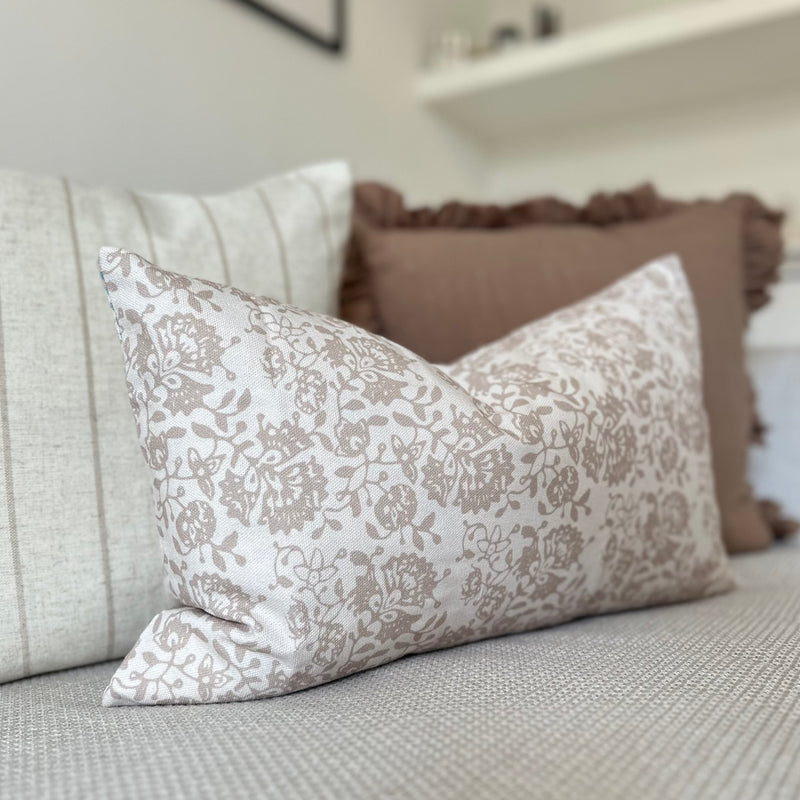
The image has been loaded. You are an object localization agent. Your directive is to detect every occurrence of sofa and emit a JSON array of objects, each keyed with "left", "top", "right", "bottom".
[
  {"left": 3, "top": 539, "right": 799, "bottom": 799},
  {"left": 2, "top": 170, "right": 798, "bottom": 800}
]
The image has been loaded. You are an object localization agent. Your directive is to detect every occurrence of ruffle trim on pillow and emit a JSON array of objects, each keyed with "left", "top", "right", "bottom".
[
  {"left": 759, "top": 499, "right": 800, "bottom": 539},
  {"left": 344, "top": 181, "right": 785, "bottom": 329}
]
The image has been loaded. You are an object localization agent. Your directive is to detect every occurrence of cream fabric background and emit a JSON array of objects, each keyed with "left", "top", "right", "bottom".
[{"left": 0, "top": 162, "right": 352, "bottom": 683}]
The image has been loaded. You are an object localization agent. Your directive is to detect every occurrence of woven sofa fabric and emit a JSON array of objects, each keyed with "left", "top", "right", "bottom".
[
  {"left": 0, "top": 162, "right": 353, "bottom": 684},
  {"left": 1, "top": 542, "right": 799, "bottom": 800},
  {"left": 100, "top": 250, "right": 730, "bottom": 704},
  {"left": 348, "top": 190, "right": 786, "bottom": 554}
]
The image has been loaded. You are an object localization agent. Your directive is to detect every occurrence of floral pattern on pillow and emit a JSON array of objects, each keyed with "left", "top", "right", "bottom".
[{"left": 99, "top": 248, "right": 732, "bottom": 705}]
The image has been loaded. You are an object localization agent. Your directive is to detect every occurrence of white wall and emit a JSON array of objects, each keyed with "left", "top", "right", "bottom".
[
  {"left": 485, "top": 86, "right": 800, "bottom": 243},
  {"left": 0, "top": 0, "right": 486, "bottom": 202},
  {"left": 4, "top": 1, "right": 798, "bottom": 222},
  {"left": 472, "top": 1, "right": 800, "bottom": 243}
]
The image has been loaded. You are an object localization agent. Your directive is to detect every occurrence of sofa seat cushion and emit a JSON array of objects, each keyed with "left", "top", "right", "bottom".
[{"left": 2, "top": 540, "right": 799, "bottom": 800}]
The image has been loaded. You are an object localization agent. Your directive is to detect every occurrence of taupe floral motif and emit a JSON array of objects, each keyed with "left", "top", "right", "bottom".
[
  {"left": 153, "top": 313, "right": 224, "bottom": 375},
  {"left": 350, "top": 337, "right": 412, "bottom": 376},
  {"left": 100, "top": 249, "right": 732, "bottom": 706},
  {"left": 185, "top": 573, "right": 259, "bottom": 624},
  {"left": 261, "top": 346, "right": 287, "bottom": 386},
  {"left": 375, "top": 485, "right": 418, "bottom": 531},
  {"left": 176, "top": 501, "right": 216, "bottom": 548},
  {"left": 286, "top": 601, "right": 312, "bottom": 639},
  {"left": 258, "top": 457, "right": 328, "bottom": 533},
  {"left": 154, "top": 615, "right": 192, "bottom": 653}
]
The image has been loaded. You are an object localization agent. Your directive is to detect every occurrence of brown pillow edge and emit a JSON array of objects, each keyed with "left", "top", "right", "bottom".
[
  {"left": 345, "top": 181, "right": 786, "bottom": 323},
  {"left": 340, "top": 181, "right": 798, "bottom": 544}
]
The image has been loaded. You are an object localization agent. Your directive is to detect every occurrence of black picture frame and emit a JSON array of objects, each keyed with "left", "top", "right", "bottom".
[{"left": 234, "top": 0, "right": 346, "bottom": 54}]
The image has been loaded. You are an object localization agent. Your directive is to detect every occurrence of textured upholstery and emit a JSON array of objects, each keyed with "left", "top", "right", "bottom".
[{"left": 2, "top": 539, "right": 799, "bottom": 800}]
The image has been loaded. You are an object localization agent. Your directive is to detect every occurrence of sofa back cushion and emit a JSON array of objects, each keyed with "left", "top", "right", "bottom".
[{"left": 0, "top": 162, "right": 352, "bottom": 683}]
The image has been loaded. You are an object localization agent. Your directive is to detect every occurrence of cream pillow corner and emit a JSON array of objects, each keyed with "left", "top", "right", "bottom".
[{"left": 98, "top": 248, "right": 732, "bottom": 705}]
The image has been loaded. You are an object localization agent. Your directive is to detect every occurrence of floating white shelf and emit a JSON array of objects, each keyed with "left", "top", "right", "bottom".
[{"left": 418, "top": 0, "right": 800, "bottom": 144}]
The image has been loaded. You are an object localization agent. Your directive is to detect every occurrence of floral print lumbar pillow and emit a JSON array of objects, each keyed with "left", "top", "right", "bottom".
[{"left": 99, "top": 247, "right": 732, "bottom": 705}]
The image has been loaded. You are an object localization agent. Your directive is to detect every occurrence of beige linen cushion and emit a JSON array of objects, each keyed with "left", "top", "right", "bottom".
[
  {"left": 100, "top": 248, "right": 732, "bottom": 705},
  {"left": 0, "top": 162, "right": 352, "bottom": 683}
]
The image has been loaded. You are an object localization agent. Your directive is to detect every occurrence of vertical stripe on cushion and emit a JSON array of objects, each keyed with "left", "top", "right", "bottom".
[
  {"left": 196, "top": 197, "right": 232, "bottom": 285},
  {"left": 130, "top": 191, "right": 158, "bottom": 264},
  {"left": 64, "top": 178, "right": 116, "bottom": 660},
  {"left": 256, "top": 188, "right": 292, "bottom": 304},
  {"left": 0, "top": 286, "right": 30, "bottom": 676},
  {"left": 296, "top": 173, "right": 336, "bottom": 301}
]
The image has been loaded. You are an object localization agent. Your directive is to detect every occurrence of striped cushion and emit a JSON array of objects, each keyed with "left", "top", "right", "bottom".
[{"left": 0, "top": 163, "right": 352, "bottom": 682}]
